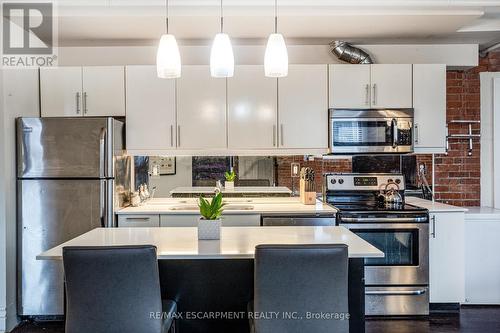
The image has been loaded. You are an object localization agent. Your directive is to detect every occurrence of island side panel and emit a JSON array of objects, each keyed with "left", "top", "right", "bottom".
[{"left": 158, "top": 258, "right": 365, "bottom": 333}]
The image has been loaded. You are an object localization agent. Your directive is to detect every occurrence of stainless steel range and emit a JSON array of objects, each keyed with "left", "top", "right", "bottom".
[{"left": 325, "top": 173, "right": 429, "bottom": 316}]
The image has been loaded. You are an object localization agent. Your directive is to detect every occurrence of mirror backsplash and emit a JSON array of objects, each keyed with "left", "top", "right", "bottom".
[{"left": 133, "top": 155, "right": 429, "bottom": 197}]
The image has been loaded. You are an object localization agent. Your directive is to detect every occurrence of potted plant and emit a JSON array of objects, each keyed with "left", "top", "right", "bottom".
[
  {"left": 198, "top": 192, "right": 225, "bottom": 240},
  {"left": 225, "top": 170, "right": 236, "bottom": 190}
]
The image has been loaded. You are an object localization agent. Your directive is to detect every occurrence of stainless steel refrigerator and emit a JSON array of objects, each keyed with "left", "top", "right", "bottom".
[{"left": 17, "top": 117, "right": 131, "bottom": 317}]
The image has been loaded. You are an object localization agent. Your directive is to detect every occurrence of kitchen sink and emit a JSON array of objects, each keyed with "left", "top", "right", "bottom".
[{"left": 169, "top": 204, "right": 254, "bottom": 211}]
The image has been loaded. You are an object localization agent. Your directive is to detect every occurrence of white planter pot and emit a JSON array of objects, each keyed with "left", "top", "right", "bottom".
[
  {"left": 225, "top": 181, "right": 235, "bottom": 190},
  {"left": 198, "top": 218, "right": 221, "bottom": 240}
]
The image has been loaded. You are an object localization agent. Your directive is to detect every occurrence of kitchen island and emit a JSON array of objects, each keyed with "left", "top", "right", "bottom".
[{"left": 39, "top": 226, "right": 381, "bottom": 333}]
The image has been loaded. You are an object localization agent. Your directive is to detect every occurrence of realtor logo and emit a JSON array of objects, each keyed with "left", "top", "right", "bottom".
[{"left": 2, "top": 2, "right": 57, "bottom": 67}]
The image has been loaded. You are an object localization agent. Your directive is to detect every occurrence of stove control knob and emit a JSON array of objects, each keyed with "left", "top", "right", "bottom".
[
  {"left": 330, "top": 179, "right": 336, "bottom": 185},
  {"left": 388, "top": 179, "right": 393, "bottom": 183},
  {"left": 338, "top": 179, "right": 344, "bottom": 184},
  {"left": 395, "top": 179, "right": 401, "bottom": 184}
]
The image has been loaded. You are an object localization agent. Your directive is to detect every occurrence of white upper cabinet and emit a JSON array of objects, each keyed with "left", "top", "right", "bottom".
[
  {"left": 126, "top": 66, "right": 176, "bottom": 151},
  {"left": 82, "top": 66, "right": 125, "bottom": 117},
  {"left": 370, "top": 64, "right": 413, "bottom": 108},
  {"left": 176, "top": 66, "right": 227, "bottom": 149},
  {"left": 40, "top": 67, "right": 83, "bottom": 117},
  {"left": 40, "top": 66, "right": 125, "bottom": 117},
  {"left": 413, "top": 64, "right": 447, "bottom": 153},
  {"left": 329, "top": 64, "right": 413, "bottom": 109},
  {"left": 279, "top": 65, "right": 328, "bottom": 149},
  {"left": 228, "top": 65, "right": 278, "bottom": 149},
  {"left": 329, "top": 64, "right": 371, "bottom": 109}
]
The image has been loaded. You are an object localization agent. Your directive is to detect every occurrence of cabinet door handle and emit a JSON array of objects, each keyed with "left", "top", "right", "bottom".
[
  {"left": 273, "top": 125, "right": 277, "bottom": 147},
  {"left": 170, "top": 125, "right": 174, "bottom": 147},
  {"left": 414, "top": 123, "right": 419, "bottom": 144},
  {"left": 125, "top": 217, "right": 150, "bottom": 221},
  {"left": 83, "top": 92, "right": 88, "bottom": 114},
  {"left": 280, "top": 124, "right": 284, "bottom": 146},
  {"left": 177, "top": 125, "right": 181, "bottom": 147},
  {"left": 76, "top": 92, "right": 81, "bottom": 114},
  {"left": 365, "top": 84, "right": 370, "bottom": 105},
  {"left": 372, "top": 84, "right": 377, "bottom": 105},
  {"left": 430, "top": 215, "right": 436, "bottom": 238}
]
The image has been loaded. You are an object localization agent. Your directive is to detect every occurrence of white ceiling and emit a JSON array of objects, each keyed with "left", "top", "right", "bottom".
[{"left": 50, "top": 0, "right": 500, "bottom": 49}]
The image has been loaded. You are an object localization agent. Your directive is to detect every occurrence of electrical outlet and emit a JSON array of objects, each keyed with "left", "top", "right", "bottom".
[{"left": 291, "top": 162, "right": 300, "bottom": 178}]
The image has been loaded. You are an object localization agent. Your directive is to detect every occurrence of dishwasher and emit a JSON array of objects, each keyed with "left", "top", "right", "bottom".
[{"left": 261, "top": 214, "right": 336, "bottom": 226}]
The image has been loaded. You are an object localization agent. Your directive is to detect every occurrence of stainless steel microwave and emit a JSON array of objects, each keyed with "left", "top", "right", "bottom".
[{"left": 329, "top": 109, "right": 414, "bottom": 154}]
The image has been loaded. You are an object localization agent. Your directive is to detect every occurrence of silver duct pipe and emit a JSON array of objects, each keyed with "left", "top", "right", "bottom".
[
  {"left": 330, "top": 41, "right": 373, "bottom": 64},
  {"left": 480, "top": 41, "right": 500, "bottom": 57}
]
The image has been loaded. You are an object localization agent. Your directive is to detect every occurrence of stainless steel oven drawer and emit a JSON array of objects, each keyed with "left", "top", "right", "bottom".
[{"left": 365, "top": 286, "right": 429, "bottom": 316}]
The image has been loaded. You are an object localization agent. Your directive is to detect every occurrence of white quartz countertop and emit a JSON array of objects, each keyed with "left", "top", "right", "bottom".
[
  {"left": 406, "top": 197, "right": 468, "bottom": 213},
  {"left": 37, "top": 226, "right": 383, "bottom": 260},
  {"left": 117, "top": 197, "right": 337, "bottom": 215},
  {"left": 465, "top": 207, "right": 500, "bottom": 220},
  {"left": 170, "top": 186, "right": 292, "bottom": 194}
]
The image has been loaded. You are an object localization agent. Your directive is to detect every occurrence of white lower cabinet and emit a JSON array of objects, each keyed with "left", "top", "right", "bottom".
[
  {"left": 429, "top": 212, "right": 465, "bottom": 303},
  {"left": 117, "top": 214, "right": 160, "bottom": 227},
  {"left": 160, "top": 214, "right": 261, "bottom": 227},
  {"left": 465, "top": 215, "right": 500, "bottom": 304},
  {"left": 220, "top": 214, "right": 261, "bottom": 227}
]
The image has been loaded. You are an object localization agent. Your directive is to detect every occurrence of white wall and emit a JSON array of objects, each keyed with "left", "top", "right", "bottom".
[
  {"left": 0, "top": 69, "right": 40, "bottom": 332},
  {"left": 480, "top": 72, "right": 500, "bottom": 208},
  {"left": 149, "top": 156, "right": 193, "bottom": 197},
  {"left": 0, "top": 68, "right": 7, "bottom": 333},
  {"left": 56, "top": 44, "right": 479, "bottom": 67}
]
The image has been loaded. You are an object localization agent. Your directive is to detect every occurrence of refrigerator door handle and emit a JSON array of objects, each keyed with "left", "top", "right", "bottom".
[
  {"left": 100, "top": 180, "right": 115, "bottom": 228},
  {"left": 100, "top": 180, "right": 106, "bottom": 227},
  {"left": 99, "top": 127, "right": 107, "bottom": 178}
]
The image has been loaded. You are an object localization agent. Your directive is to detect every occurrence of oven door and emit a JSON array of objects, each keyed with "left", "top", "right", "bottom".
[
  {"left": 330, "top": 118, "right": 413, "bottom": 154},
  {"left": 340, "top": 222, "right": 428, "bottom": 285}
]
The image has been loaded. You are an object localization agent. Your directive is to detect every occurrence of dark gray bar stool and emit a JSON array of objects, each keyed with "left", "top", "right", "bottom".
[
  {"left": 250, "top": 244, "right": 349, "bottom": 333},
  {"left": 63, "top": 245, "right": 177, "bottom": 333}
]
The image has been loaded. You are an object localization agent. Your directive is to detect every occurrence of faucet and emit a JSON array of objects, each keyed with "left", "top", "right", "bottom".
[
  {"left": 150, "top": 186, "right": 157, "bottom": 199},
  {"left": 215, "top": 180, "right": 223, "bottom": 194}
]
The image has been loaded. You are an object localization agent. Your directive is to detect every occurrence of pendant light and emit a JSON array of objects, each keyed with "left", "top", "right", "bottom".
[
  {"left": 156, "top": 0, "right": 181, "bottom": 78},
  {"left": 210, "top": 0, "right": 234, "bottom": 77},
  {"left": 264, "top": 0, "right": 288, "bottom": 77}
]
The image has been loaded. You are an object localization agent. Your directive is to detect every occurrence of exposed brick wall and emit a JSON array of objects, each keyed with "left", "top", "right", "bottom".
[
  {"left": 421, "top": 51, "right": 500, "bottom": 206},
  {"left": 276, "top": 156, "right": 351, "bottom": 193}
]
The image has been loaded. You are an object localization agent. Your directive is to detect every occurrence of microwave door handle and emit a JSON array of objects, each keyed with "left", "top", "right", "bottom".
[{"left": 391, "top": 118, "right": 398, "bottom": 148}]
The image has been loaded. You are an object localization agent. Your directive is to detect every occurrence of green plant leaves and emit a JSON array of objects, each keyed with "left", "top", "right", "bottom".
[
  {"left": 224, "top": 171, "right": 236, "bottom": 181},
  {"left": 198, "top": 192, "right": 225, "bottom": 220}
]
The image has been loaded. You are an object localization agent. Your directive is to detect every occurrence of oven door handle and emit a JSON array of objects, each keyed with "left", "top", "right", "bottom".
[
  {"left": 365, "top": 289, "right": 427, "bottom": 296},
  {"left": 339, "top": 217, "right": 428, "bottom": 223},
  {"left": 391, "top": 118, "right": 398, "bottom": 148}
]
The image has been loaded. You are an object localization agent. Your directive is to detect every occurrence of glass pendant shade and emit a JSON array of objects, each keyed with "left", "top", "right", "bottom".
[
  {"left": 156, "top": 34, "right": 181, "bottom": 78},
  {"left": 264, "top": 33, "right": 288, "bottom": 77},
  {"left": 210, "top": 33, "right": 234, "bottom": 78}
]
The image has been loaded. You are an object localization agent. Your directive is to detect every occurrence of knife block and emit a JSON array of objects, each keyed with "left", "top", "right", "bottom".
[{"left": 299, "top": 179, "right": 316, "bottom": 205}]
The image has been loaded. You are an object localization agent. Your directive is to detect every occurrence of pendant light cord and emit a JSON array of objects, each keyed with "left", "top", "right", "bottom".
[
  {"left": 165, "top": 0, "right": 169, "bottom": 34},
  {"left": 274, "top": 0, "right": 278, "bottom": 33},
  {"left": 220, "top": 0, "right": 224, "bottom": 33}
]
